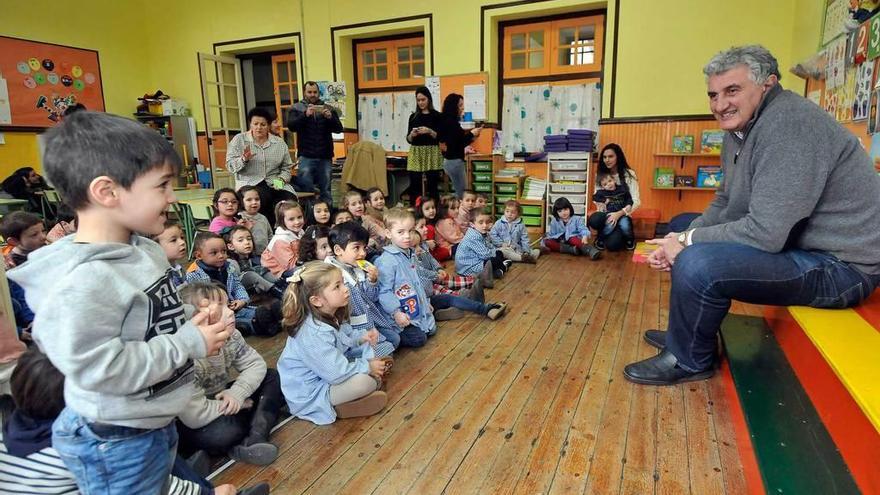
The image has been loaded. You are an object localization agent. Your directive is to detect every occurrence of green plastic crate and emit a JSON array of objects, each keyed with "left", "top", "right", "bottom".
[
  {"left": 522, "top": 215, "right": 542, "bottom": 226},
  {"left": 521, "top": 205, "right": 542, "bottom": 216},
  {"left": 473, "top": 172, "right": 492, "bottom": 182},
  {"left": 472, "top": 161, "right": 492, "bottom": 171},
  {"left": 495, "top": 183, "right": 518, "bottom": 194},
  {"left": 495, "top": 195, "right": 515, "bottom": 204},
  {"left": 473, "top": 182, "right": 492, "bottom": 192}
]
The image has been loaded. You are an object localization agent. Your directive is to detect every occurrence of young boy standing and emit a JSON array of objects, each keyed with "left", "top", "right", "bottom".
[
  {"left": 8, "top": 111, "right": 231, "bottom": 493},
  {"left": 375, "top": 208, "right": 436, "bottom": 347}
]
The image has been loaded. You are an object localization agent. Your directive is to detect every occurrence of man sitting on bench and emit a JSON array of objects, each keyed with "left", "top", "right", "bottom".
[{"left": 624, "top": 45, "right": 880, "bottom": 386}]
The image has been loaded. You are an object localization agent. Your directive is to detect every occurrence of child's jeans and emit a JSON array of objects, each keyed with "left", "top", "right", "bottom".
[
  {"left": 52, "top": 407, "right": 177, "bottom": 495},
  {"left": 431, "top": 293, "right": 488, "bottom": 315},
  {"left": 399, "top": 324, "right": 428, "bottom": 348}
]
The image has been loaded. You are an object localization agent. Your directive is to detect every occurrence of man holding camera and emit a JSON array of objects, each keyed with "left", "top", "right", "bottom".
[{"left": 287, "top": 81, "right": 343, "bottom": 205}]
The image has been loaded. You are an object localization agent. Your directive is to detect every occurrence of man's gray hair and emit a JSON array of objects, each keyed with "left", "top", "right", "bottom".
[{"left": 703, "top": 45, "right": 781, "bottom": 84}]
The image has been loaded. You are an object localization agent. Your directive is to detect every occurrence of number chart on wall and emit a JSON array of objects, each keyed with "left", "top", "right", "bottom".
[{"left": 0, "top": 36, "right": 105, "bottom": 128}]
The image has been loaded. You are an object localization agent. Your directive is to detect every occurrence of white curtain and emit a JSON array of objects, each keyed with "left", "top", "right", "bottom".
[
  {"left": 356, "top": 92, "right": 416, "bottom": 152},
  {"left": 501, "top": 83, "right": 601, "bottom": 153}
]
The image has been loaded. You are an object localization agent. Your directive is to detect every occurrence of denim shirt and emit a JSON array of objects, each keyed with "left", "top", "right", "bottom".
[
  {"left": 489, "top": 216, "right": 530, "bottom": 252},
  {"left": 277, "top": 314, "right": 374, "bottom": 425},
  {"left": 375, "top": 244, "right": 436, "bottom": 334},
  {"left": 455, "top": 227, "right": 495, "bottom": 276},
  {"left": 546, "top": 215, "right": 589, "bottom": 242}
]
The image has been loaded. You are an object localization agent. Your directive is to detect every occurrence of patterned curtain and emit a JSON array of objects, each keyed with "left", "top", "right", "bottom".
[
  {"left": 501, "top": 83, "right": 601, "bottom": 153},
  {"left": 356, "top": 92, "right": 416, "bottom": 152}
]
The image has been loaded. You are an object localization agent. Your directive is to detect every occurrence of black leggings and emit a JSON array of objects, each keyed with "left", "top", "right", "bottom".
[{"left": 406, "top": 170, "right": 442, "bottom": 202}]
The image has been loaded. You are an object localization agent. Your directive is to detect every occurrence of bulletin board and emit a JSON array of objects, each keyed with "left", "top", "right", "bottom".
[
  {"left": 439, "top": 72, "right": 488, "bottom": 121},
  {"left": 0, "top": 36, "right": 105, "bottom": 128}
]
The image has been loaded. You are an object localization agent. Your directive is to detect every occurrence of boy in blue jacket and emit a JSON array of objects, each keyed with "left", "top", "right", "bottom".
[
  {"left": 490, "top": 200, "right": 540, "bottom": 263},
  {"left": 456, "top": 209, "right": 512, "bottom": 288},
  {"left": 375, "top": 208, "right": 436, "bottom": 347}
]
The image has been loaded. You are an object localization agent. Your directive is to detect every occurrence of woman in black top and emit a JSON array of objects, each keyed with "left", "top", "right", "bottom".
[
  {"left": 406, "top": 87, "right": 444, "bottom": 201},
  {"left": 438, "top": 93, "right": 482, "bottom": 198}
]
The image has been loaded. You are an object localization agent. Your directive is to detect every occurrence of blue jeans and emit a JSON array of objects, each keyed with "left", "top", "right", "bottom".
[
  {"left": 376, "top": 325, "right": 401, "bottom": 349},
  {"left": 442, "top": 159, "right": 466, "bottom": 199},
  {"left": 399, "top": 324, "right": 427, "bottom": 348},
  {"left": 235, "top": 306, "right": 257, "bottom": 335},
  {"left": 52, "top": 407, "right": 178, "bottom": 494},
  {"left": 667, "top": 243, "right": 880, "bottom": 372},
  {"left": 432, "top": 293, "right": 488, "bottom": 315},
  {"left": 295, "top": 157, "right": 332, "bottom": 205}
]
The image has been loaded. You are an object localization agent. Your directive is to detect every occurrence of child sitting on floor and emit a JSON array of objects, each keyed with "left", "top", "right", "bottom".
[
  {"left": 237, "top": 185, "right": 272, "bottom": 254},
  {"left": 343, "top": 190, "right": 386, "bottom": 255},
  {"left": 210, "top": 188, "right": 251, "bottom": 234},
  {"left": 187, "top": 232, "right": 281, "bottom": 336},
  {"left": 543, "top": 197, "right": 601, "bottom": 259},
  {"left": 475, "top": 193, "right": 489, "bottom": 213},
  {"left": 0, "top": 348, "right": 270, "bottom": 495},
  {"left": 176, "top": 281, "right": 284, "bottom": 466},
  {"left": 310, "top": 199, "right": 333, "bottom": 227},
  {"left": 297, "top": 224, "right": 333, "bottom": 264},
  {"left": 455, "top": 190, "right": 478, "bottom": 234},
  {"left": 277, "top": 262, "right": 391, "bottom": 425},
  {"left": 490, "top": 200, "right": 540, "bottom": 264},
  {"left": 333, "top": 209, "right": 354, "bottom": 226},
  {"left": 262, "top": 200, "right": 306, "bottom": 277},
  {"left": 414, "top": 216, "right": 477, "bottom": 294},
  {"left": 1, "top": 211, "right": 46, "bottom": 268},
  {"left": 154, "top": 220, "right": 189, "bottom": 286},
  {"left": 375, "top": 208, "right": 437, "bottom": 347},
  {"left": 434, "top": 197, "right": 463, "bottom": 260},
  {"left": 225, "top": 225, "right": 284, "bottom": 299},
  {"left": 411, "top": 227, "right": 507, "bottom": 321},
  {"left": 455, "top": 209, "right": 511, "bottom": 288},
  {"left": 414, "top": 196, "right": 444, "bottom": 261}
]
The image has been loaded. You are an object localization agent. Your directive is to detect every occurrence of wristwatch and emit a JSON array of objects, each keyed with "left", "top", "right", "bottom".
[{"left": 677, "top": 231, "right": 688, "bottom": 245}]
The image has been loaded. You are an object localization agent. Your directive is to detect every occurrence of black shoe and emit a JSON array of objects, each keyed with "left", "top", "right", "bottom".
[
  {"left": 594, "top": 239, "right": 606, "bottom": 251},
  {"left": 626, "top": 239, "right": 636, "bottom": 250},
  {"left": 560, "top": 244, "right": 579, "bottom": 256},
  {"left": 230, "top": 442, "right": 278, "bottom": 466},
  {"left": 493, "top": 268, "right": 505, "bottom": 279},
  {"left": 253, "top": 302, "right": 282, "bottom": 337},
  {"left": 623, "top": 349, "right": 715, "bottom": 386},
  {"left": 238, "top": 482, "right": 271, "bottom": 495},
  {"left": 502, "top": 259, "right": 513, "bottom": 271},
  {"left": 644, "top": 329, "right": 666, "bottom": 349},
  {"left": 579, "top": 244, "right": 602, "bottom": 260}
]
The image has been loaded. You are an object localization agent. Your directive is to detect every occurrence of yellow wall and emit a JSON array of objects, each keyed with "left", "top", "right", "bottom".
[{"left": 0, "top": 0, "right": 828, "bottom": 174}]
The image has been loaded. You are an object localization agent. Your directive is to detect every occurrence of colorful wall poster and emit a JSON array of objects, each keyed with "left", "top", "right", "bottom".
[{"left": 0, "top": 36, "right": 104, "bottom": 127}]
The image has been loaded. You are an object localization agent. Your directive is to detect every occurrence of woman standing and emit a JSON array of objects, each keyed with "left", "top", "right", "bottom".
[
  {"left": 588, "top": 143, "right": 641, "bottom": 251},
  {"left": 227, "top": 108, "right": 297, "bottom": 222},
  {"left": 405, "top": 87, "right": 444, "bottom": 201},
  {"left": 438, "top": 93, "right": 482, "bottom": 198}
]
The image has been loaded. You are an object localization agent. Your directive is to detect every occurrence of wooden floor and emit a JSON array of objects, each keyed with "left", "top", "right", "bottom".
[{"left": 216, "top": 251, "right": 763, "bottom": 494}]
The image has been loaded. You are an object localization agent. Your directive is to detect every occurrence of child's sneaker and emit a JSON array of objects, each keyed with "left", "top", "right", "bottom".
[
  {"left": 521, "top": 252, "right": 536, "bottom": 264},
  {"left": 560, "top": 244, "right": 579, "bottom": 256},
  {"left": 501, "top": 259, "right": 513, "bottom": 271},
  {"left": 230, "top": 441, "right": 278, "bottom": 466},
  {"left": 486, "top": 302, "right": 508, "bottom": 320},
  {"left": 493, "top": 268, "right": 505, "bottom": 279},
  {"left": 626, "top": 239, "right": 636, "bottom": 250},
  {"left": 579, "top": 244, "right": 602, "bottom": 260},
  {"left": 435, "top": 307, "right": 465, "bottom": 321},
  {"left": 594, "top": 239, "right": 606, "bottom": 251}
]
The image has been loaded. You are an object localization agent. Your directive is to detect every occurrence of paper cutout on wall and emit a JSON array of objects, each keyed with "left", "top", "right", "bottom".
[
  {"left": 823, "top": 0, "right": 849, "bottom": 45},
  {"left": 826, "top": 36, "right": 847, "bottom": 89},
  {"left": 316, "top": 80, "right": 346, "bottom": 121},
  {"left": 854, "top": 59, "right": 875, "bottom": 120},
  {"left": 425, "top": 76, "right": 440, "bottom": 106},
  {"left": 463, "top": 84, "right": 486, "bottom": 121}
]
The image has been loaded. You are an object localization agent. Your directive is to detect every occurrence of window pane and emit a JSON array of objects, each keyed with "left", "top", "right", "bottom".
[
  {"left": 413, "top": 44, "right": 424, "bottom": 60},
  {"left": 511, "top": 52, "right": 526, "bottom": 69},
  {"left": 276, "top": 62, "right": 289, "bottom": 83},
  {"left": 399, "top": 64, "right": 411, "bottom": 79},
  {"left": 398, "top": 47, "right": 410, "bottom": 62},
  {"left": 528, "top": 51, "right": 543, "bottom": 69},
  {"left": 376, "top": 49, "right": 387, "bottom": 63},
  {"left": 279, "top": 85, "right": 291, "bottom": 105},
  {"left": 559, "top": 27, "right": 576, "bottom": 46},
  {"left": 529, "top": 31, "right": 544, "bottom": 49},
  {"left": 363, "top": 66, "right": 374, "bottom": 81},
  {"left": 511, "top": 33, "right": 526, "bottom": 51},
  {"left": 364, "top": 50, "right": 374, "bottom": 64},
  {"left": 563, "top": 44, "right": 595, "bottom": 66},
  {"left": 578, "top": 24, "right": 596, "bottom": 40},
  {"left": 413, "top": 62, "right": 424, "bottom": 77},
  {"left": 376, "top": 65, "right": 388, "bottom": 80}
]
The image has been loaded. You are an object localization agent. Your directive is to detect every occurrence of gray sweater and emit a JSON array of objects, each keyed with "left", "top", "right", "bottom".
[
  {"left": 691, "top": 84, "right": 880, "bottom": 275},
  {"left": 9, "top": 235, "right": 207, "bottom": 428}
]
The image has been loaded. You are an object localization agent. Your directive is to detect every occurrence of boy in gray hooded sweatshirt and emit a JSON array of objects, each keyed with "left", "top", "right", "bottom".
[{"left": 8, "top": 111, "right": 231, "bottom": 494}]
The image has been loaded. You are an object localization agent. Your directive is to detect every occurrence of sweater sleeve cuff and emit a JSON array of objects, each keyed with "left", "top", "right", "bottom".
[{"left": 175, "top": 321, "right": 207, "bottom": 359}]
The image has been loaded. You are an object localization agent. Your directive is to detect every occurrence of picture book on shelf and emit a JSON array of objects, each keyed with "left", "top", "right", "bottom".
[
  {"left": 671, "top": 135, "right": 694, "bottom": 154},
  {"left": 654, "top": 167, "right": 675, "bottom": 187},
  {"left": 674, "top": 175, "right": 695, "bottom": 187},
  {"left": 696, "top": 166, "right": 723, "bottom": 188},
  {"left": 700, "top": 129, "right": 725, "bottom": 154}
]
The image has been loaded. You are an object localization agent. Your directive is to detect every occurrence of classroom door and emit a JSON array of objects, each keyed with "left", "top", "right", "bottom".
[
  {"left": 198, "top": 53, "right": 246, "bottom": 187},
  {"left": 271, "top": 53, "right": 298, "bottom": 153}
]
